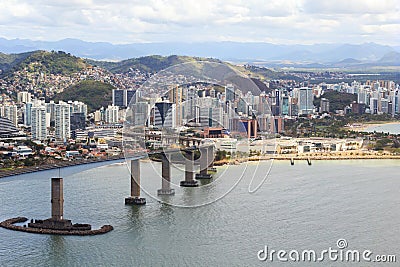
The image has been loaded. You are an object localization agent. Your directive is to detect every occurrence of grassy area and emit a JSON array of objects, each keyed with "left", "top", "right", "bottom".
[{"left": 53, "top": 80, "right": 115, "bottom": 111}]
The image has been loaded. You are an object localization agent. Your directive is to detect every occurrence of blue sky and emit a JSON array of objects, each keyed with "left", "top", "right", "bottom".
[{"left": 0, "top": 0, "right": 399, "bottom": 45}]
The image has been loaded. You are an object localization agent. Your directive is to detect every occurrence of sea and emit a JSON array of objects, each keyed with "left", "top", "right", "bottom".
[
  {"left": 0, "top": 155, "right": 399, "bottom": 266},
  {"left": 363, "top": 122, "right": 400, "bottom": 135}
]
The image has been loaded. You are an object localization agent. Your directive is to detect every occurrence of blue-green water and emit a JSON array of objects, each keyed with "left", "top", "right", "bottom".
[{"left": 0, "top": 159, "right": 399, "bottom": 266}]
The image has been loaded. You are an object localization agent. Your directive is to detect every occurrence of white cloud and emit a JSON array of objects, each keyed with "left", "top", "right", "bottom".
[{"left": 0, "top": 0, "right": 398, "bottom": 45}]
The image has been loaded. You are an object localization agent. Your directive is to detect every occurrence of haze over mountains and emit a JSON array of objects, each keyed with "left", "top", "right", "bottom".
[{"left": 0, "top": 37, "right": 399, "bottom": 67}]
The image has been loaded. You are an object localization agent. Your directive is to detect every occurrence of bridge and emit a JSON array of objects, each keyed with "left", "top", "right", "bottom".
[{"left": 124, "top": 145, "right": 216, "bottom": 205}]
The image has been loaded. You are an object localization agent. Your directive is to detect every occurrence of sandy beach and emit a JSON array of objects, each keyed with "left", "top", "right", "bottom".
[{"left": 213, "top": 150, "right": 400, "bottom": 165}]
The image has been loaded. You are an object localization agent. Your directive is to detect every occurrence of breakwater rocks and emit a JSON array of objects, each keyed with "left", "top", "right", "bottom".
[{"left": 0, "top": 217, "right": 113, "bottom": 236}]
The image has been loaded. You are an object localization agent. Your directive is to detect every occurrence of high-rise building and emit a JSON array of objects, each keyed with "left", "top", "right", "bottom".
[
  {"left": 70, "top": 112, "right": 86, "bottom": 131},
  {"left": 210, "top": 107, "right": 224, "bottom": 127},
  {"left": 281, "top": 96, "right": 289, "bottom": 116},
  {"left": 46, "top": 101, "right": 56, "bottom": 126},
  {"left": 351, "top": 102, "right": 366, "bottom": 115},
  {"left": 225, "top": 84, "right": 235, "bottom": 102},
  {"left": 357, "top": 88, "right": 368, "bottom": 104},
  {"left": 17, "top": 92, "right": 31, "bottom": 104},
  {"left": 184, "top": 87, "right": 197, "bottom": 124},
  {"left": 370, "top": 98, "right": 378, "bottom": 114},
  {"left": 168, "top": 86, "right": 183, "bottom": 127},
  {"left": 381, "top": 99, "right": 389, "bottom": 113},
  {"left": 320, "top": 98, "right": 330, "bottom": 113},
  {"left": 296, "top": 87, "right": 314, "bottom": 115},
  {"left": 69, "top": 101, "right": 88, "bottom": 118},
  {"left": 126, "top": 89, "right": 137, "bottom": 106},
  {"left": 105, "top": 105, "right": 119, "bottom": 124},
  {"left": 112, "top": 89, "right": 137, "bottom": 107},
  {"left": 24, "top": 102, "right": 33, "bottom": 126},
  {"left": 31, "top": 105, "right": 47, "bottom": 141},
  {"left": 132, "top": 102, "right": 150, "bottom": 126},
  {"left": 153, "top": 102, "right": 175, "bottom": 128},
  {"left": 0, "top": 104, "right": 18, "bottom": 126},
  {"left": 94, "top": 110, "right": 102, "bottom": 122},
  {"left": 274, "top": 89, "right": 281, "bottom": 115},
  {"left": 112, "top": 89, "right": 125, "bottom": 107},
  {"left": 55, "top": 102, "right": 71, "bottom": 140}
]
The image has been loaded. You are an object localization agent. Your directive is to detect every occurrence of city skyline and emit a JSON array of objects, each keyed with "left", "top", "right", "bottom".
[{"left": 0, "top": 0, "right": 399, "bottom": 46}]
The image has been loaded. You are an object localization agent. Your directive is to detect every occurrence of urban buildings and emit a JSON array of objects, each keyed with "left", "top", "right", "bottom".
[
  {"left": 0, "top": 104, "right": 18, "bottom": 126},
  {"left": 55, "top": 102, "right": 71, "bottom": 141},
  {"left": 31, "top": 104, "right": 47, "bottom": 141},
  {"left": 105, "top": 105, "right": 119, "bottom": 124},
  {"left": 112, "top": 89, "right": 137, "bottom": 107}
]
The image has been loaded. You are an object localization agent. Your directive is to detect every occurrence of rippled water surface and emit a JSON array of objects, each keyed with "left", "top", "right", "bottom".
[{"left": 0, "top": 159, "right": 399, "bottom": 266}]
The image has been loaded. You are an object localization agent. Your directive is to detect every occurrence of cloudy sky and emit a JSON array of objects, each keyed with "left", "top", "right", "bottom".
[{"left": 0, "top": 0, "right": 399, "bottom": 45}]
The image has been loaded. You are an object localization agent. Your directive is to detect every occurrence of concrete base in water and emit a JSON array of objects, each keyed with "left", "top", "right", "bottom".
[
  {"left": 125, "top": 197, "right": 146, "bottom": 205},
  {"left": 195, "top": 173, "right": 213, "bottom": 179},
  {"left": 157, "top": 189, "right": 175, "bottom": 195},
  {"left": 0, "top": 217, "right": 113, "bottom": 236},
  {"left": 180, "top": 180, "right": 199, "bottom": 187},
  {"left": 28, "top": 218, "right": 91, "bottom": 231}
]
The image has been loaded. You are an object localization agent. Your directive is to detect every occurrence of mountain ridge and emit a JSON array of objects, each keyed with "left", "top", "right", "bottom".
[{"left": 0, "top": 38, "right": 398, "bottom": 65}]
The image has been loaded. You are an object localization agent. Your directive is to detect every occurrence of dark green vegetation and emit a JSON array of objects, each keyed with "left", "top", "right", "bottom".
[
  {"left": 314, "top": 91, "right": 357, "bottom": 112},
  {"left": 53, "top": 80, "right": 115, "bottom": 111},
  {"left": 87, "top": 55, "right": 222, "bottom": 74},
  {"left": 0, "top": 51, "right": 35, "bottom": 75},
  {"left": 284, "top": 113, "right": 397, "bottom": 139},
  {"left": 13, "top": 50, "right": 88, "bottom": 76},
  {"left": 1, "top": 50, "right": 88, "bottom": 77}
]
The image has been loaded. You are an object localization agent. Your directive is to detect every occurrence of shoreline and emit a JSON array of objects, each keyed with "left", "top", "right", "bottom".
[
  {"left": 214, "top": 153, "right": 400, "bottom": 165},
  {"left": 347, "top": 121, "right": 400, "bottom": 132},
  {"left": 0, "top": 155, "right": 125, "bottom": 179},
  {"left": 2, "top": 151, "right": 399, "bottom": 179}
]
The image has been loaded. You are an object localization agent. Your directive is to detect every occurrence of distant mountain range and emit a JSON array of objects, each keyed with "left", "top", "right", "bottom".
[{"left": 0, "top": 38, "right": 399, "bottom": 67}]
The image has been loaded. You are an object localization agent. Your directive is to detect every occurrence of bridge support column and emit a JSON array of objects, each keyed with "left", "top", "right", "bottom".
[
  {"left": 158, "top": 153, "right": 175, "bottom": 195},
  {"left": 180, "top": 150, "right": 199, "bottom": 187},
  {"left": 196, "top": 146, "right": 212, "bottom": 179},
  {"left": 51, "top": 178, "right": 64, "bottom": 220},
  {"left": 207, "top": 146, "right": 217, "bottom": 173},
  {"left": 125, "top": 159, "right": 146, "bottom": 205}
]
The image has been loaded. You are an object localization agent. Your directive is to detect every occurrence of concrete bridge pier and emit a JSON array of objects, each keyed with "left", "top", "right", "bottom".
[
  {"left": 180, "top": 150, "right": 199, "bottom": 187},
  {"left": 125, "top": 159, "right": 146, "bottom": 205},
  {"left": 196, "top": 146, "right": 212, "bottom": 179},
  {"left": 207, "top": 146, "right": 217, "bottom": 173},
  {"left": 51, "top": 178, "right": 64, "bottom": 220},
  {"left": 158, "top": 153, "right": 175, "bottom": 195}
]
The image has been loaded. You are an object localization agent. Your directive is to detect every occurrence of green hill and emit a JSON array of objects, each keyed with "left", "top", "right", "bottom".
[
  {"left": 53, "top": 80, "right": 115, "bottom": 112},
  {"left": 0, "top": 51, "right": 35, "bottom": 75},
  {"left": 88, "top": 55, "right": 222, "bottom": 73},
  {"left": 10, "top": 50, "right": 88, "bottom": 76}
]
